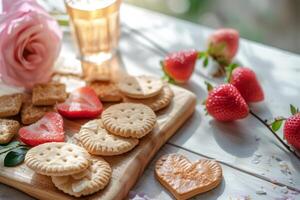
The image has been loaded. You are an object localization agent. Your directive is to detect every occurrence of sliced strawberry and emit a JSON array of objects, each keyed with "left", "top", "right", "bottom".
[
  {"left": 206, "top": 84, "right": 249, "bottom": 121},
  {"left": 229, "top": 67, "right": 264, "bottom": 102},
  {"left": 19, "top": 112, "right": 64, "bottom": 146},
  {"left": 284, "top": 113, "right": 300, "bottom": 150},
  {"left": 57, "top": 86, "right": 103, "bottom": 119},
  {"left": 162, "top": 49, "right": 198, "bottom": 83}
]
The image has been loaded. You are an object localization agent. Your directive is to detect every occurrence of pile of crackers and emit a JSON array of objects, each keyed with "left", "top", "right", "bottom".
[
  {"left": 0, "top": 83, "right": 67, "bottom": 144},
  {"left": 0, "top": 74, "right": 174, "bottom": 197}
]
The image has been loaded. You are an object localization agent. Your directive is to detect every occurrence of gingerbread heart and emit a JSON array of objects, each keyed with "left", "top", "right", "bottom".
[{"left": 155, "top": 154, "right": 222, "bottom": 200}]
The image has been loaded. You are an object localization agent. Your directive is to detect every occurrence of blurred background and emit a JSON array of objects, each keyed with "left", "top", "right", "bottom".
[
  {"left": 26, "top": 0, "right": 300, "bottom": 54},
  {"left": 125, "top": 0, "right": 300, "bottom": 54}
]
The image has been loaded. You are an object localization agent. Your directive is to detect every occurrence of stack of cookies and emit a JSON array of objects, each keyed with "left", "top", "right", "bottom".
[
  {"left": 21, "top": 83, "right": 67, "bottom": 124},
  {"left": 0, "top": 83, "right": 67, "bottom": 144},
  {"left": 25, "top": 142, "right": 112, "bottom": 197},
  {"left": 76, "top": 102, "right": 157, "bottom": 156},
  {"left": 119, "top": 75, "right": 174, "bottom": 112}
]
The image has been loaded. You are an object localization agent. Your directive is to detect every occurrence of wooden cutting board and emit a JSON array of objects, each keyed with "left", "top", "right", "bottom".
[{"left": 0, "top": 85, "right": 196, "bottom": 200}]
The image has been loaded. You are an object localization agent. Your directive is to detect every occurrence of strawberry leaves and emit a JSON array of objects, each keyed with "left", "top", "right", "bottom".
[
  {"left": 270, "top": 105, "right": 300, "bottom": 132},
  {"left": 198, "top": 51, "right": 210, "bottom": 68},
  {"left": 0, "top": 141, "right": 29, "bottom": 167},
  {"left": 271, "top": 118, "right": 285, "bottom": 132},
  {"left": 225, "top": 63, "right": 239, "bottom": 83},
  {"left": 204, "top": 81, "right": 214, "bottom": 92},
  {"left": 290, "top": 104, "right": 299, "bottom": 115}
]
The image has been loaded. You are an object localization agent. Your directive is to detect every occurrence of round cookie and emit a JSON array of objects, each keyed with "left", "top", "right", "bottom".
[
  {"left": 124, "top": 84, "right": 174, "bottom": 112},
  {"left": 78, "top": 119, "right": 139, "bottom": 156},
  {"left": 117, "top": 75, "right": 163, "bottom": 99},
  {"left": 102, "top": 103, "right": 156, "bottom": 138},
  {"left": 51, "top": 157, "right": 111, "bottom": 197},
  {"left": 25, "top": 142, "right": 90, "bottom": 176}
]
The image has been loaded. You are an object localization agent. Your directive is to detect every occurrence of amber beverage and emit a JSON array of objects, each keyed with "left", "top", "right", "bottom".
[{"left": 65, "top": 0, "right": 121, "bottom": 64}]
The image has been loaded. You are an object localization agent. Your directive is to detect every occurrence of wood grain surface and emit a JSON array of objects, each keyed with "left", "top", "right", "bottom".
[{"left": 0, "top": 85, "right": 196, "bottom": 200}]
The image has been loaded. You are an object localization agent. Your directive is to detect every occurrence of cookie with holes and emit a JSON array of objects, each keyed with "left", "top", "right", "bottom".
[
  {"left": 51, "top": 157, "right": 111, "bottom": 197},
  {"left": 25, "top": 142, "right": 90, "bottom": 176},
  {"left": 117, "top": 75, "right": 163, "bottom": 99},
  {"left": 123, "top": 84, "right": 174, "bottom": 112},
  {"left": 102, "top": 103, "right": 156, "bottom": 138},
  {"left": 78, "top": 119, "right": 139, "bottom": 156}
]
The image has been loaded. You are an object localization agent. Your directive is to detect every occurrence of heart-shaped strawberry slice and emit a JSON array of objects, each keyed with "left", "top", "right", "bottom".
[
  {"left": 19, "top": 112, "right": 64, "bottom": 146},
  {"left": 155, "top": 154, "right": 222, "bottom": 200},
  {"left": 57, "top": 86, "right": 103, "bottom": 119}
]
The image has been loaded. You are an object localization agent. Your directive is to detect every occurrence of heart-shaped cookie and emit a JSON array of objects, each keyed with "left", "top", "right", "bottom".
[{"left": 155, "top": 154, "right": 222, "bottom": 200}]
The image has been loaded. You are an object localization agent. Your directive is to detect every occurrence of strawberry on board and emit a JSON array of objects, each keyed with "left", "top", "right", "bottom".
[
  {"left": 161, "top": 49, "right": 198, "bottom": 83},
  {"left": 19, "top": 112, "right": 64, "bottom": 146},
  {"left": 205, "top": 83, "right": 249, "bottom": 121},
  {"left": 57, "top": 86, "right": 103, "bottom": 119},
  {"left": 226, "top": 65, "right": 264, "bottom": 103}
]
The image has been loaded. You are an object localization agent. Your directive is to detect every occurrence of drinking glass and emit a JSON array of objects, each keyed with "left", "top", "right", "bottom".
[{"left": 65, "top": 0, "right": 121, "bottom": 80}]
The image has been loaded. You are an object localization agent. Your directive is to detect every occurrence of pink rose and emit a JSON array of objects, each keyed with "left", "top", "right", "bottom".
[{"left": 0, "top": 0, "right": 62, "bottom": 89}]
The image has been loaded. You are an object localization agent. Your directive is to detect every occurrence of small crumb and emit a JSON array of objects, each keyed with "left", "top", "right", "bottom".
[
  {"left": 251, "top": 153, "right": 262, "bottom": 164},
  {"left": 279, "top": 161, "right": 292, "bottom": 176},
  {"left": 280, "top": 186, "right": 289, "bottom": 194},
  {"left": 255, "top": 136, "right": 261, "bottom": 141},
  {"left": 256, "top": 187, "right": 267, "bottom": 195}
]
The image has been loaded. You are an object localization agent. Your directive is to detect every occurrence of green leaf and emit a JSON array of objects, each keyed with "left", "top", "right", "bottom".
[
  {"left": 0, "top": 141, "right": 22, "bottom": 154},
  {"left": 225, "top": 63, "right": 239, "bottom": 83},
  {"left": 0, "top": 141, "right": 20, "bottom": 148},
  {"left": 160, "top": 60, "right": 164, "bottom": 68},
  {"left": 197, "top": 52, "right": 206, "bottom": 59},
  {"left": 162, "top": 74, "right": 175, "bottom": 84},
  {"left": 203, "top": 57, "right": 209, "bottom": 68},
  {"left": 201, "top": 99, "right": 207, "bottom": 105},
  {"left": 204, "top": 81, "right": 214, "bottom": 92},
  {"left": 271, "top": 120, "right": 284, "bottom": 132},
  {"left": 4, "top": 147, "right": 29, "bottom": 167},
  {"left": 57, "top": 19, "right": 69, "bottom": 27},
  {"left": 290, "top": 104, "right": 299, "bottom": 115}
]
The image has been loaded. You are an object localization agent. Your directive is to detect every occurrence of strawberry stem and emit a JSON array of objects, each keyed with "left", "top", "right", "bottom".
[
  {"left": 225, "top": 63, "right": 239, "bottom": 83},
  {"left": 250, "top": 110, "right": 300, "bottom": 160}
]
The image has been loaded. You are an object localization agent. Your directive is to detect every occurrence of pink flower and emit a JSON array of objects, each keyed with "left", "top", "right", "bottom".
[{"left": 0, "top": 0, "right": 62, "bottom": 89}]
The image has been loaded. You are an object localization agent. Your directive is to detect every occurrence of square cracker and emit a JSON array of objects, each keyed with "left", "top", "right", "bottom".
[
  {"left": 32, "top": 83, "right": 67, "bottom": 106},
  {"left": 0, "top": 119, "right": 20, "bottom": 144},
  {"left": 89, "top": 81, "right": 122, "bottom": 102},
  {"left": 21, "top": 101, "right": 54, "bottom": 124},
  {"left": 0, "top": 93, "right": 22, "bottom": 118}
]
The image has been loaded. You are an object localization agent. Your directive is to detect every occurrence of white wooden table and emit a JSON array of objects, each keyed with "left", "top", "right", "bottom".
[{"left": 1, "top": 4, "right": 300, "bottom": 200}]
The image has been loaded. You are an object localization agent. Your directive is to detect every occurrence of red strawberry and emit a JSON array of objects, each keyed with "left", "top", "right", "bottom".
[
  {"left": 19, "top": 112, "right": 64, "bottom": 146},
  {"left": 229, "top": 67, "right": 264, "bottom": 102},
  {"left": 208, "top": 28, "right": 239, "bottom": 65},
  {"left": 206, "top": 84, "right": 249, "bottom": 121},
  {"left": 57, "top": 86, "right": 103, "bottom": 119},
  {"left": 162, "top": 49, "right": 198, "bottom": 83},
  {"left": 284, "top": 113, "right": 300, "bottom": 150}
]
